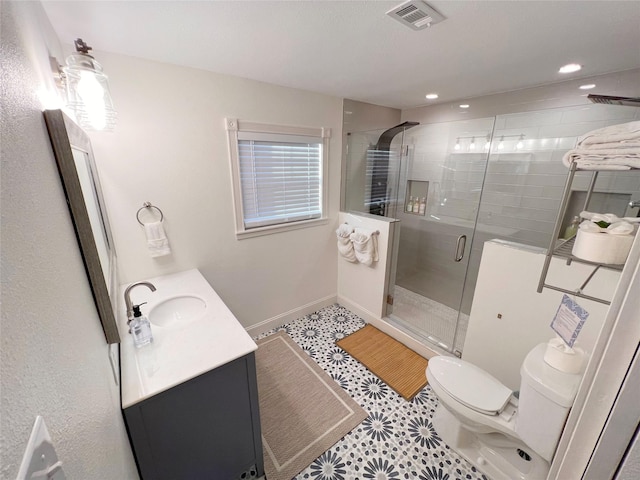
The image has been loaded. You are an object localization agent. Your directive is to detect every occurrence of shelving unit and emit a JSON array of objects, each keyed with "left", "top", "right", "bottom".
[{"left": 537, "top": 162, "right": 632, "bottom": 306}]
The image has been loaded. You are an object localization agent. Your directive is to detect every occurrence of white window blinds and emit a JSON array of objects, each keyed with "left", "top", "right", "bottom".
[{"left": 237, "top": 132, "right": 323, "bottom": 229}]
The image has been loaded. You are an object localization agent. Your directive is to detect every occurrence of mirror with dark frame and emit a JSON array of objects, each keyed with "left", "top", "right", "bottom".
[{"left": 44, "top": 109, "right": 120, "bottom": 343}]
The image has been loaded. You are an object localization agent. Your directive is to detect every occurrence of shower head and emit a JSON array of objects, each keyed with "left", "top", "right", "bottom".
[
  {"left": 587, "top": 94, "right": 640, "bottom": 107},
  {"left": 375, "top": 121, "right": 419, "bottom": 151}
]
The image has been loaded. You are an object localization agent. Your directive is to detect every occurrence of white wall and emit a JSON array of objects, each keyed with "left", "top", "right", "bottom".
[
  {"left": 463, "top": 240, "right": 618, "bottom": 390},
  {"left": 86, "top": 50, "right": 344, "bottom": 329},
  {"left": 0, "top": 2, "right": 138, "bottom": 478},
  {"left": 337, "top": 212, "right": 397, "bottom": 319}
]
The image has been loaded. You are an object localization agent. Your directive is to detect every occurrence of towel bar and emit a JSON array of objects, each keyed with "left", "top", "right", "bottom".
[
  {"left": 343, "top": 222, "right": 379, "bottom": 235},
  {"left": 136, "top": 202, "right": 164, "bottom": 225}
]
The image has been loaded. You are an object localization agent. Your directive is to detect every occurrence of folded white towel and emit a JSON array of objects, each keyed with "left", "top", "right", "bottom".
[
  {"left": 336, "top": 224, "right": 357, "bottom": 262},
  {"left": 562, "top": 149, "right": 640, "bottom": 170},
  {"left": 350, "top": 228, "right": 378, "bottom": 266},
  {"left": 578, "top": 141, "right": 640, "bottom": 151},
  {"left": 562, "top": 121, "right": 640, "bottom": 170},
  {"left": 578, "top": 121, "right": 640, "bottom": 147},
  {"left": 144, "top": 221, "right": 171, "bottom": 257}
]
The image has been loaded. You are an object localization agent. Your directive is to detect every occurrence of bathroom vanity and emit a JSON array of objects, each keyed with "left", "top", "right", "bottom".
[{"left": 119, "top": 269, "right": 263, "bottom": 480}]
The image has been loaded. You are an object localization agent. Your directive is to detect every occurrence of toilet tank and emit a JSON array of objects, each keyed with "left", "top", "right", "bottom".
[{"left": 515, "top": 343, "right": 583, "bottom": 462}]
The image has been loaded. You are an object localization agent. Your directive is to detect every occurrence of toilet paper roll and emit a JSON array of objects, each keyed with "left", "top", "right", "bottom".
[
  {"left": 572, "top": 229, "right": 634, "bottom": 265},
  {"left": 543, "top": 338, "right": 585, "bottom": 374}
]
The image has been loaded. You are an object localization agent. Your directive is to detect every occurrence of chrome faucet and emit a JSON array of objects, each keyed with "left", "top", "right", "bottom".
[{"left": 124, "top": 281, "right": 156, "bottom": 323}]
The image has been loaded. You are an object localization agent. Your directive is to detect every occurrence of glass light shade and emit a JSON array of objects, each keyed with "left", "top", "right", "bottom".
[{"left": 63, "top": 53, "right": 116, "bottom": 131}]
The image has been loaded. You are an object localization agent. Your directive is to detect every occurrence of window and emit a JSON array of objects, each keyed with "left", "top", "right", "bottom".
[{"left": 226, "top": 119, "right": 330, "bottom": 238}]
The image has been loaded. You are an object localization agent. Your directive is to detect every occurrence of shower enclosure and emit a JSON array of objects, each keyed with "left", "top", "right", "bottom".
[{"left": 343, "top": 104, "right": 640, "bottom": 355}]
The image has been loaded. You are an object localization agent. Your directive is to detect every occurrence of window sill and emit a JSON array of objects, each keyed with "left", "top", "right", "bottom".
[{"left": 235, "top": 217, "right": 330, "bottom": 240}]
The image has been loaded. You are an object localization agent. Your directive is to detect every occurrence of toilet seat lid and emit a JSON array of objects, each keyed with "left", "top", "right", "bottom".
[{"left": 428, "top": 356, "right": 513, "bottom": 415}]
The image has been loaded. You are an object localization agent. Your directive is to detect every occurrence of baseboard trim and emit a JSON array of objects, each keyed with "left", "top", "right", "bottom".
[
  {"left": 337, "top": 295, "right": 438, "bottom": 360},
  {"left": 245, "top": 294, "right": 337, "bottom": 338}
]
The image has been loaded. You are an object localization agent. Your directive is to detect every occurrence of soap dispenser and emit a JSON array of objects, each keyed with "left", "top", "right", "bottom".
[
  {"left": 130, "top": 303, "right": 154, "bottom": 348},
  {"left": 563, "top": 215, "right": 581, "bottom": 239}
]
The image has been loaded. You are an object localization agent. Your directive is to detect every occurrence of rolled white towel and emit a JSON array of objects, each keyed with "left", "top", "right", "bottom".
[
  {"left": 336, "top": 223, "right": 353, "bottom": 239},
  {"left": 144, "top": 221, "right": 171, "bottom": 257},
  {"left": 350, "top": 228, "right": 378, "bottom": 266},
  {"left": 579, "top": 211, "right": 640, "bottom": 224},
  {"left": 336, "top": 224, "right": 357, "bottom": 262}
]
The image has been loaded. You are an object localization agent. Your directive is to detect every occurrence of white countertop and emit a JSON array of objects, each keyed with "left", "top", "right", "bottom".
[{"left": 119, "top": 269, "right": 257, "bottom": 408}]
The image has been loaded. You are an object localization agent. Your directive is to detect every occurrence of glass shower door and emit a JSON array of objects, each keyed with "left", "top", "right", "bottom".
[{"left": 387, "top": 118, "right": 495, "bottom": 355}]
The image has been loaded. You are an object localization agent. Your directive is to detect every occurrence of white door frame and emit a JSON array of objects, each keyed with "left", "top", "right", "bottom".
[{"left": 550, "top": 235, "right": 640, "bottom": 479}]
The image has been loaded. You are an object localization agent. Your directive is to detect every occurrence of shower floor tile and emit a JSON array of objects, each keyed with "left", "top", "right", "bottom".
[
  {"left": 254, "top": 304, "right": 488, "bottom": 480},
  {"left": 390, "top": 285, "right": 469, "bottom": 353}
]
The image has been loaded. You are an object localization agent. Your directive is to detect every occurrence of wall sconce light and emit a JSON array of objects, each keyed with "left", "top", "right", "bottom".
[
  {"left": 61, "top": 39, "right": 116, "bottom": 131},
  {"left": 454, "top": 135, "right": 490, "bottom": 152},
  {"left": 492, "top": 134, "right": 525, "bottom": 152}
]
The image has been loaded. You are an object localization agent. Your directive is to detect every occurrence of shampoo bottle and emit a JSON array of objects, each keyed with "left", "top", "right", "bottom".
[
  {"left": 419, "top": 197, "right": 426, "bottom": 215},
  {"left": 406, "top": 196, "right": 413, "bottom": 213},
  {"left": 130, "top": 303, "right": 154, "bottom": 348}
]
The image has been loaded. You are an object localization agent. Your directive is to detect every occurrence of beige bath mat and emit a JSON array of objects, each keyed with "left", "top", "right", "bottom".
[{"left": 255, "top": 332, "right": 368, "bottom": 480}]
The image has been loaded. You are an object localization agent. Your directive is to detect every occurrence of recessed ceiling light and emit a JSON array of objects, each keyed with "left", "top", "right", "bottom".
[
  {"left": 459, "top": 104, "right": 470, "bottom": 109},
  {"left": 426, "top": 93, "right": 439, "bottom": 100},
  {"left": 579, "top": 84, "right": 596, "bottom": 90},
  {"left": 559, "top": 63, "right": 582, "bottom": 74}
]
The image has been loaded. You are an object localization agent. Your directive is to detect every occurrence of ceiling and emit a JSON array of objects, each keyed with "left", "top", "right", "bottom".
[{"left": 42, "top": 0, "right": 640, "bottom": 110}]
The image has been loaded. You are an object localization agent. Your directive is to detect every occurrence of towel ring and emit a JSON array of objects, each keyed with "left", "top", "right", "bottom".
[{"left": 136, "top": 202, "right": 164, "bottom": 225}]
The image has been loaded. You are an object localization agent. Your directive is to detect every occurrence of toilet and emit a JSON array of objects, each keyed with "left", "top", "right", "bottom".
[{"left": 426, "top": 343, "right": 583, "bottom": 480}]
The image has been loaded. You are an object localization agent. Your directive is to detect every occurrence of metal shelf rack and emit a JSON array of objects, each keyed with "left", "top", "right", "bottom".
[{"left": 537, "top": 162, "right": 630, "bottom": 306}]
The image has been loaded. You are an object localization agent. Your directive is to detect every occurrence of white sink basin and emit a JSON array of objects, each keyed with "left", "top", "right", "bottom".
[{"left": 149, "top": 295, "right": 207, "bottom": 327}]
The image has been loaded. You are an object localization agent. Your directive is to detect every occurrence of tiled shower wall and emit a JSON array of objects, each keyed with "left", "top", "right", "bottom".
[
  {"left": 399, "top": 104, "right": 640, "bottom": 315},
  {"left": 479, "top": 105, "right": 640, "bottom": 247}
]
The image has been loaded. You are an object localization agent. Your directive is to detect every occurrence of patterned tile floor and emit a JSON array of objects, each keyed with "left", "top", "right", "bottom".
[{"left": 255, "top": 304, "right": 489, "bottom": 480}]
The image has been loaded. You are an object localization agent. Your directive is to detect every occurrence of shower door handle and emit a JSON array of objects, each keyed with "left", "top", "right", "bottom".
[{"left": 454, "top": 235, "right": 467, "bottom": 262}]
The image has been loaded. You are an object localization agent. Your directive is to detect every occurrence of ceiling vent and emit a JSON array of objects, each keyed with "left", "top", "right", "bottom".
[{"left": 386, "top": 0, "right": 445, "bottom": 30}]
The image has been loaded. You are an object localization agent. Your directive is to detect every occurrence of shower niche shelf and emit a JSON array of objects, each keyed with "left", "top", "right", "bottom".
[
  {"left": 537, "top": 162, "right": 638, "bottom": 305},
  {"left": 404, "top": 180, "right": 428, "bottom": 216}
]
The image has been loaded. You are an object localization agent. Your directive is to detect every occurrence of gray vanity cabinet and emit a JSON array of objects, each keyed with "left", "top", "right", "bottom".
[{"left": 123, "top": 352, "right": 264, "bottom": 479}]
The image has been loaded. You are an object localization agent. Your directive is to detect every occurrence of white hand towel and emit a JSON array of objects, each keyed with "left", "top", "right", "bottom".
[
  {"left": 144, "top": 221, "right": 171, "bottom": 257},
  {"left": 336, "top": 224, "right": 357, "bottom": 262},
  {"left": 350, "top": 228, "right": 378, "bottom": 266}
]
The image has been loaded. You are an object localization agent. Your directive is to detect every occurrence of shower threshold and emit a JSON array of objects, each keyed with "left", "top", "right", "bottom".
[
  {"left": 387, "top": 286, "right": 469, "bottom": 355},
  {"left": 387, "top": 314, "right": 452, "bottom": 353}
]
